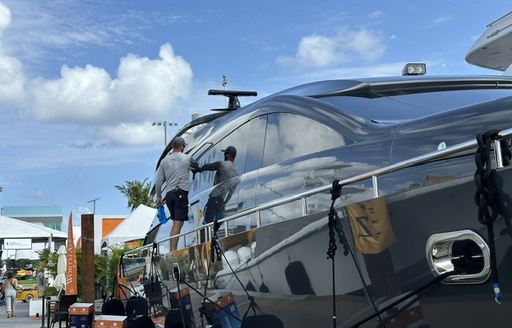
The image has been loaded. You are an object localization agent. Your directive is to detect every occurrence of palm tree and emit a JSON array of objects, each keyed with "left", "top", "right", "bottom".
[{"left": 115, "top": 178, "right": 155, "bottom": 211}]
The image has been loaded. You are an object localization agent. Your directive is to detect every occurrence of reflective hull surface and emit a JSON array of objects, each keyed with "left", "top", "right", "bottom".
[{"left": 126, "top": 167, "right": 512, "bottom": 327}]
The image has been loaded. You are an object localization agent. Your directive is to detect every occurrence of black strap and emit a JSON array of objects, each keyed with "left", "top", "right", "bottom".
[
  {"left": 326, "top": 180, "right": 341, "bottom": 328},
  {"left": 242, "top": 296, "right": 263, "bottom": 319},
  {"left": 474, "top": 129, "right": 503, "bottom": 303},
  {"left": 326, "top": 180, "right": 381, "bottom": 325}
]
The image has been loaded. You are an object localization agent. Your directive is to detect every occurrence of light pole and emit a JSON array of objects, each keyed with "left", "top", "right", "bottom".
[
  {"left": 152, "top": 121, "right": 178, "bottom": 147},
  {"left": 87, "top": 197, "right": 100, "bottom": 214}
]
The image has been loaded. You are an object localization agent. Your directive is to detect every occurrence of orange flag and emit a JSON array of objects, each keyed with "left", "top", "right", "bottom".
[{"left": 65, "top": 212, "right": 78, "bottom": 295}]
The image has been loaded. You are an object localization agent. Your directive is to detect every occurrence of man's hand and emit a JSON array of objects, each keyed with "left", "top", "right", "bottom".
[
  {"left": 156, "top": 197, "right": 163, "bottom": 205},
  {"left": 191, "top": 165, "right": 202, "bottom": 180}
]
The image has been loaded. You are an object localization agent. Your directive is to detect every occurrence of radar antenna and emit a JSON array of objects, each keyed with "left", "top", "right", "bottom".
[{"left": 208, "top": 89, "right": 257, "bottom": 111}]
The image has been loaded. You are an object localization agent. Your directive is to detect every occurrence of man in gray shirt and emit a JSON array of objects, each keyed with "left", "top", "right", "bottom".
[
  {"left": 155, "top": 136, "right": 198, "bottom": 251},
  {"left": 197, "top": 146, "right": 240, "bottom": 224}
]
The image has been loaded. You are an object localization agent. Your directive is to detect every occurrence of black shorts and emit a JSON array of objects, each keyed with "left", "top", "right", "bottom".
[
  {"left": 204, "top": 195, "right": 225, "bottom": 224},
  {"left": 165, "top": 189, "right": 189, "bottom": 221}
]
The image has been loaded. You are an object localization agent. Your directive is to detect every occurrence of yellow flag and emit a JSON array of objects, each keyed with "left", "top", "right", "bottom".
[{"left": 347, "top": 197, "right": 395, "bottom": 254}]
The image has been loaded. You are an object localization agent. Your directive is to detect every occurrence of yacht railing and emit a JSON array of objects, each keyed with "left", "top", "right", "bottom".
[{"left": 124, "top": 127, "right": 512, "bottom": 256}]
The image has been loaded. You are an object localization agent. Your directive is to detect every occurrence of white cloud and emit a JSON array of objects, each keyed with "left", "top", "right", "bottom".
[
  {"left": 2, "top": 1, "right": 149, "bottom": 54},
  {"left": 0, "top": 2, "right": 25, "bottom": 104},
  {"left": 0, "top": 2, "right": 195, "bottom": 147},
  {"left": 108, "top": 44, "right": 193, "bottom": 122},
  {"left": 28, "top": 64, "right": 111, "bottom": 121},
  {"left": 296, "top": 34, "right": 341, "bottom": 67},
  {"left": 25, "top": 43, "right": 193, "bottom": 125},
  {"left": 277, "top": 27, "right": 386, "bottom": 69},
  {"left": 349, "top": 29, "right": 386, "bottom": 61},
  {"left": 0, "top": 2, "right": 10, "bottom": 30},
  {"left": 0, "top": 51, "right": 25, "bottom": 103},
  {"left": 99, "top": 122, "right": 161, "bottom": 146}
]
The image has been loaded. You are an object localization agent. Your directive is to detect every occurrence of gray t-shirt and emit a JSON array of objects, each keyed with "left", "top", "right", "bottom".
[
  {"left": 200, "top": 160, "right": 240, "bottom": 198},
  {"left": 155, "top": 152, "right": 196, "bottom": 198}
]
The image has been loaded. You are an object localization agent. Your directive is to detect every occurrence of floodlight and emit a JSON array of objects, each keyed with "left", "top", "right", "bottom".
[{"left": 402, "top": 63, "right": 427, "bottom": 76}]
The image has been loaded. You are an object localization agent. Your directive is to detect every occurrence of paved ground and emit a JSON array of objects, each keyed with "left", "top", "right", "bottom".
[{"left": 0, "top": 301, "right": 45, "bottom": 328}]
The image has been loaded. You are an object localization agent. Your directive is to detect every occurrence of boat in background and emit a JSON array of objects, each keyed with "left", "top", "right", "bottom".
[{"left": 466, "top": 11, "right": 512, "bottom": 72}]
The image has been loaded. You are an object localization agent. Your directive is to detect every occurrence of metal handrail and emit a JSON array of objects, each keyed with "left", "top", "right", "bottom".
[{"left": 125, "top": 127, "right": 512, "bottom": 256}]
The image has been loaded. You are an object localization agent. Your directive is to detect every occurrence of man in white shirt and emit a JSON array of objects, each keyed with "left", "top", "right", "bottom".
[{"left": 155, "top": 136, "right": 198, "bottom": 251}]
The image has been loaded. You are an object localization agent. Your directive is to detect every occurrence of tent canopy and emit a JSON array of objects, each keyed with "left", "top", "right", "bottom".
[
  {"left": 102, "top": 205, "right": 156, "bottom": 247},
  {"left": 0, "top": 215, "right": 66, "bottom": 240}
]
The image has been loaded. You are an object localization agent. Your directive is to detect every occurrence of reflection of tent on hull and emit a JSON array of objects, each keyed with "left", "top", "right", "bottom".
[
  {"left": 0, "top": 215, "right": 67, "bottom": 260},
  {"left": 101, "top": 205, "right": 156, "bottom": 248}
]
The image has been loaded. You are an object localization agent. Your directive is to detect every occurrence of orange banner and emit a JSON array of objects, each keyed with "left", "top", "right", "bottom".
[{"left": 65, "top": 212, "right": 78, "bottom": 295}]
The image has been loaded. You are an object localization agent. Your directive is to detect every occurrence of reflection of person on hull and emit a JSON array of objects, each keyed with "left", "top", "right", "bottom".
[
  {"left": 155, "top": 136, "right": 198, "bottom": 252},
  {"left": 196, "top": 146, "right": 240, "bottom": 224}
]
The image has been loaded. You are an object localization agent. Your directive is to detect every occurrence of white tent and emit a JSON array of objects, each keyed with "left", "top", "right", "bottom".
[
  {"left": 0, "top": 215, "right": 66, "bottom": 239},
  {"left": 101, "top": 205, "right": 156, "bottom": 247},
  {"left": 0, "top": 215, "right": 66, "bottom": 259}
]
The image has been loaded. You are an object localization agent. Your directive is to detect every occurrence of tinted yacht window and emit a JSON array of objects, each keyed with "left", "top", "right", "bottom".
[
  {"left": 262, "top": 113, "right": 346, "bottom": 166},
  {"left": 320, "top": 89, "right": 512, "bottom": 121},
  {"left": 190, "top": 117, "right": 267, "bottom": 196},
  {"left": 217, "top": 116, "right": 266, "bottom": 174}
]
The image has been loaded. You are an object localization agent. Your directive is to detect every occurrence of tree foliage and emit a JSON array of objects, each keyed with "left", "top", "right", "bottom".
[
  {"left": 36, "top": 248, "right": 59, "bottom": 277},
  {"left": 115, "top": 178, "right": 155, "bottom": 211},
  {"left": 95, "top": 245, "right": 129, "bottom": 298},
  {"left": 37, "top": 245, "right": 133, "bottom": 299}
]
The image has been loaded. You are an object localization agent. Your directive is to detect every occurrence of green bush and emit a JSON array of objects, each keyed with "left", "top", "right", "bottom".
[
  {"left": 43, "top": 286, "right": 58, "bottom": 297},
  {"left": 37, "top": 244, "right": 134, "bottom": 300}
]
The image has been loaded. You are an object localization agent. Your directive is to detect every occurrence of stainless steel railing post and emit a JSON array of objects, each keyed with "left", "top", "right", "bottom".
[{"left": 372, "top": 175, "right": 379, "bottom": 197}]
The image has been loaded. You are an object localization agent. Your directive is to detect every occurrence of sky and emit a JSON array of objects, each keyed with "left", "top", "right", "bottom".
[{"left": 0, "top": 0, "right": 510, "bottom": 225}]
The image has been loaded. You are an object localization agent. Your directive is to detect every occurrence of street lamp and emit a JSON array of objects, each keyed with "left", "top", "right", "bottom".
[
  {"left": 87, "top": 197, "right": 101, "bottom": 214},
  {"left": 152, "top": 121, "right": 178, "bottom": 147}
]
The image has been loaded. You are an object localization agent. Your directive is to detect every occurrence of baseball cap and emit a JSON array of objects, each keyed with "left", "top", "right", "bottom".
[
  {"left": 222, "top": 146, "right": 237, "bottom": 157},
  {"left": 171, "top": 136, "right": 186, "bottom": 148}
]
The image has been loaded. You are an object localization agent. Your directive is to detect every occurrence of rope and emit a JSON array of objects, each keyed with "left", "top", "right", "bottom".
[
  {"left": 474, "top": 129, "right": 503, "bottom": 304},
  {"left": 326, "top": 180, "right": 342, "bottom": 328}
]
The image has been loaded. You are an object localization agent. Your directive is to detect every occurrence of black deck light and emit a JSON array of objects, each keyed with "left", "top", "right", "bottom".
[{"left": 402, "top": 63, "right": 427, "bottom": 75}]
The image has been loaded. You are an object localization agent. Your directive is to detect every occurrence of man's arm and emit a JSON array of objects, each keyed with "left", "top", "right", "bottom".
[
  {"left": 199, "top": 161, "right": 221, "bottom": 172},
  {"left": 154, "top": 165, "right": 165, "bottom": 201},
  {"left": 190, "top": 157, "right": 199, "bottom": 171}
]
